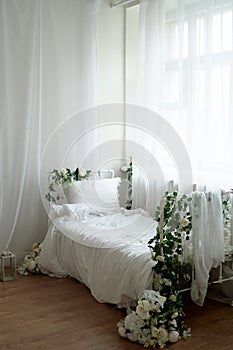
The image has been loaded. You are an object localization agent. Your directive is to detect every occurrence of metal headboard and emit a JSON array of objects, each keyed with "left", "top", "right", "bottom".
[{"left": 92, "top": 169, "right": 115, "bottom": 179}]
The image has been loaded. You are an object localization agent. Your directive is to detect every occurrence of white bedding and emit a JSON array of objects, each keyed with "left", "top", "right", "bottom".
[{"left": 38, "top": 204, "right": 156, "bottom": 307}]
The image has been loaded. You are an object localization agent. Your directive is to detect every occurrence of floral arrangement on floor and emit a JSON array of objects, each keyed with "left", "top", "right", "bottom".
[
  {"left": 117, "top": 191, "right": 192, "bottom": 348},
  {"left": 45, "top": 167, "right": 92, "bottom": 203},
  {"left": 17, "top": 243, "right": 41, "bottom": 276}
]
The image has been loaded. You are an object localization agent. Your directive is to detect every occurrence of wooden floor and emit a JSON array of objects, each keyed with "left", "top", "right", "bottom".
[{"left": 0, "top": 274, "right": 233, "bottom": 350}]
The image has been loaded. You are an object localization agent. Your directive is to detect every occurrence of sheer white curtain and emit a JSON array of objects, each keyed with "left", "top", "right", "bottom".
[
  {"left": 134, "top": 0, "right": 233, "bottom": 193},
  {"left": 0, "top": 0, "right": 99, "bottom": 256}
]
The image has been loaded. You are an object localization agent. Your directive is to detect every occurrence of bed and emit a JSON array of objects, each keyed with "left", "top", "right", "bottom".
[
  {"left": 39, "top": 172, "right": 157, "bottom": 307},
  {"left": 39, "top": 169, "right": 233, "bottom": 308}
]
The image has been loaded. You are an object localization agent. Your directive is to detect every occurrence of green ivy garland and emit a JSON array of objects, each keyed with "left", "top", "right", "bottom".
[
  {"left": 148, "top": 191, "right": 192, "bottom": 339},
  {"left": 117, "top": 191, "right": 192, "bottom": 348}
]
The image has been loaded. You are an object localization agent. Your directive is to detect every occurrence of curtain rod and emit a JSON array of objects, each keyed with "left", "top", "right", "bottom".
[{"left": 111, "top": 0, "right": 137, "bottom": 8}]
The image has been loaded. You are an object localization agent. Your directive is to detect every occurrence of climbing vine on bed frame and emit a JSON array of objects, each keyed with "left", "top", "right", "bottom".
[
  {"left": 148, "top": 192, "right": 192, "bottom": 344},
  {"left": 117, "top": 191, "right": 192, "bottom": 348}
]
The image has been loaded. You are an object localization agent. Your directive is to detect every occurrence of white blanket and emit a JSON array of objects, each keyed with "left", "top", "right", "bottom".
[{"left": 38, "top": 204, "right": 156, "bottom": 307}]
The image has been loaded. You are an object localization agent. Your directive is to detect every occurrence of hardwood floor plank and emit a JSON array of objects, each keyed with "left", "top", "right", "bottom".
[{"left": 0, "top": 274, "right": 233, "bottom": 349}]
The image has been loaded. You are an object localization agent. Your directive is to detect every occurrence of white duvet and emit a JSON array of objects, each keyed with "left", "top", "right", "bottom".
[{"left": 38, "top": 204, "right": 156, "bottom": 307}]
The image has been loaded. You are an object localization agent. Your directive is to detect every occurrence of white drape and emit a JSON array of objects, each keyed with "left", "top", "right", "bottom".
[
  {"left": 133, "top": 0, "right": 233, "bottom": 196},
  {"left": 0, "top": 0, "right": 99, "bottom": 255},
  {"left": 190, "top": 191, "right": 224, "bottom": 306}
]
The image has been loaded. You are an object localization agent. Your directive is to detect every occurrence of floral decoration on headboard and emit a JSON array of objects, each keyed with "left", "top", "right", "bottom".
[
  {"left": 125, "top": 157, "right": 133, "bottom": 210},
  {"left": 45, "top": 167, "right": 91, "bottom": 203}
]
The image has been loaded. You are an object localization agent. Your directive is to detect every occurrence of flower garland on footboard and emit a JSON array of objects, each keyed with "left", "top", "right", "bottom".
[{"left": 117, "top": 191, "right": 192, "bottom": 348}]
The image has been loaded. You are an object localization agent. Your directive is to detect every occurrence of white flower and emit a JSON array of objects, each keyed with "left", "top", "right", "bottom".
[
  {"left": 60, "top": 168, "right": 67, "bottom": 175},
  {"left": 172, "top": 312, "right": 179, "bottom": 319},
  {"left": 136, "top": 300, "right": 151, "bottom": 320},
  {"left": 168, "top": 330, "right": 179, "bottom": 343},
  {"left": 156, "top": 255, "right": 165, "bottom": 262},
  {"left": 33, "top": 247, "right": 40, "bottom": 255},
  {"left": 163, "top": 278, "right": 172, "bottom": 287},
  {"left": 169, "top": 294, "right": 176, "bottom": 302},
  {"left": 127, "top": 332, "right": 139, "bottom": 342},
  {"left": 118, "top": 326, "right": 127, "bottom": 338},
  {"left": 26, "top": 259, "right": 36, "bottom": 272},
  {"left": 30, "top": 251, "right": 36, "bottom": 258},
  {"left": 169, "top": 319, "right": 177, "bottom": 328},
  {"left": 79, "top": 168, "right": 86, "bottom": 177},
  {"left": 140, "top": 290, "right": 166, "bottom": 309},
  {"left": 144, "top": 339, "right": 156, "bottom": 348},
  {"left": 141, "top": 328, "right": 151, "bottom": 338},
  {"left": 24, "top": 254, "right": 31, "bottom": 263},
  {"left": 157, "top": 327, "right": 169, "bottom": 347},
  {"left": 180, "top": 217, "right": 189, "bottom": 227},
  {"left": 140, "top": 289, "right": 158, "bottom": 301},
  {"left": 151, "top": 326, "right": 159, "bottom": 337},
  {"left": 182, "top": 328, "right": 191, "bottom": 339},
  {"left": 151, "top": 317, "right": 158, "bottom": 327},
  {"left": 125, "top": 312, "right": 145, "bottom": 331}
]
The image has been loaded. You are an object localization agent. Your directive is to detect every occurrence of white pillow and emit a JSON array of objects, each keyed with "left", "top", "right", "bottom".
[{"left": 63, "top": 177, "right": 121, "bottom": 212}]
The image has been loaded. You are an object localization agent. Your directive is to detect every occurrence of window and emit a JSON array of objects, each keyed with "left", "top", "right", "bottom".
[{"left": 126, "top": 0, "right": 233, "bottom": 188}]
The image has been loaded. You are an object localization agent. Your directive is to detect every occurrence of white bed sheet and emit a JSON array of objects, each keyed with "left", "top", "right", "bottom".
[{"left": 38, "top": 206, "right": 156, "bottom": 307}]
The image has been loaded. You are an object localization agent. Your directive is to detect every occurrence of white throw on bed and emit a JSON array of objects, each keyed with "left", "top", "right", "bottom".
[{"left": 38, "top": 204, "right": 156, "bottom": 307}]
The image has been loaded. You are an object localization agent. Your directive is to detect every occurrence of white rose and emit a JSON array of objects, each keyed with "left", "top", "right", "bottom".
[
  {"left": 136, "top": 300, "right": 151, "bottom": 319},
  {"left": 127, "top": 332, "right": 139, "bottom": 342},
  {"left": 125, "top": 312, "right": 145, "bottom": 331},
  {"left": 168, "top": 330, "right": 179, "bottom": 343},
  {"left": 157, "top": 327, "right": 169, "bottom": 347},
  {"left": 180, "top": 217, "right": 189, "bottom": 227},
  {"left": 118, "top": 326, "right": 127, "bottom": 338},
  {"left": 79, "top": 168, "right": 86, "bottom": 177},
  {"left": 151, "top": 326, "right": 159, "bottom": 337},
  {"left": 26, "top": 259, "right": 36, "bottom": 271},
  {"left": 60, "top": 168, "right": 67, "bottom": 175}
]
